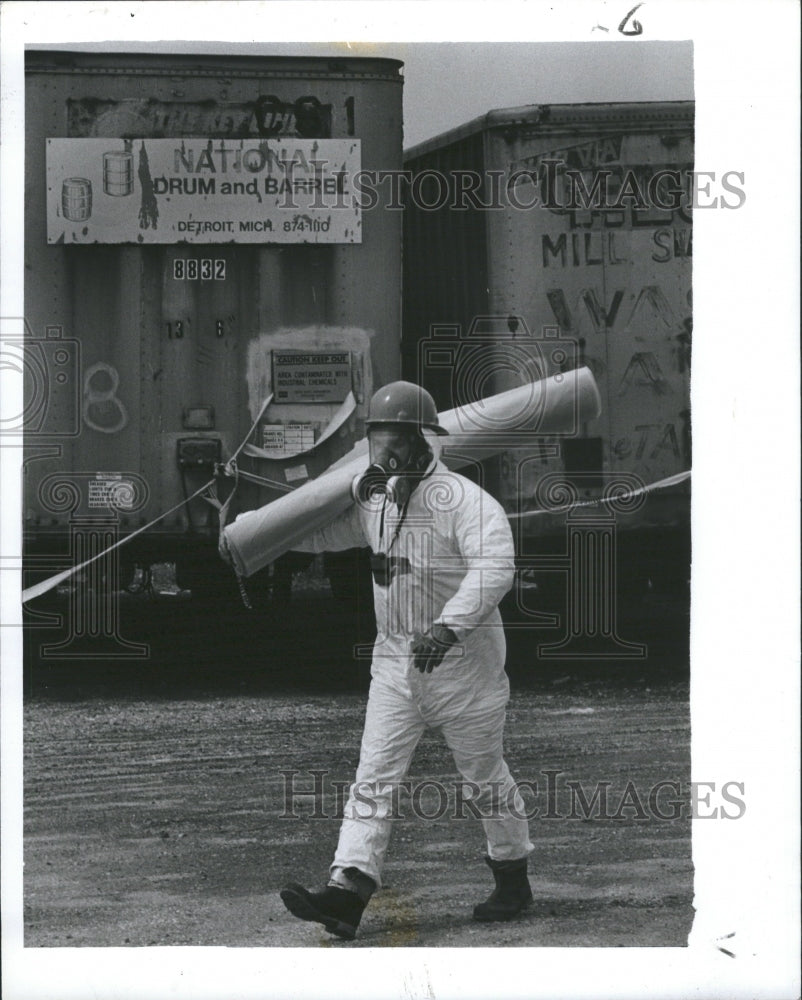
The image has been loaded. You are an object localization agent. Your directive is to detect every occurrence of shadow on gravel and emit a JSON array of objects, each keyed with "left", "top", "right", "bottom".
[{"left": 22, "top": 581, "right": 689, "bottom": 702}]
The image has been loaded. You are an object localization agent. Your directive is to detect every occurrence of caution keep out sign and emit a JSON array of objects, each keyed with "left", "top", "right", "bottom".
[
  {"left": 272, "top": 352, "right": 351, "bottom": 403},
  {"left": 46, "top": 138, "right": 362, "bottom": 244}
]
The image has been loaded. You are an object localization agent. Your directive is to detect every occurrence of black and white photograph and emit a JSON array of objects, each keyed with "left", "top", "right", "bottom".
[{"left": 1, "top": 2, "right": 799, "bottom": 999}]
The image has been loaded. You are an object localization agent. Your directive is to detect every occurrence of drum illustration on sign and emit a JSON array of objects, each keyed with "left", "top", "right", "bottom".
[
  {"left": 61, "top": 177, "right": 92, "bottom": 221},
  {"left": 102, "top": 150, "right": 134, "bottom": 197}
]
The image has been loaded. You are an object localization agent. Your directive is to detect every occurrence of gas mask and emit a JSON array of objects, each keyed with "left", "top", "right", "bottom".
[{"left": 352, "top": 426, "right": 433, "bottom": 507}]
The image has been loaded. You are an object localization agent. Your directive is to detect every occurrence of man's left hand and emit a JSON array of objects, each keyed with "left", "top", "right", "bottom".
[{"left": 411, "top": 625, "right": 458, "bottom": 673}]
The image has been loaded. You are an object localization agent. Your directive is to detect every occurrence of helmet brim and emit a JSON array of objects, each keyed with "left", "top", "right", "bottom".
[{"left": 366, "top": 418, "right": 449, "bottom": 437}]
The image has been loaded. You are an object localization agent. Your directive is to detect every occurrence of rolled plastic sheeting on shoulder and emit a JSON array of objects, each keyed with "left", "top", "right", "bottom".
[{"left": 223, "top": 366, "right": 601, "bottom": 577}]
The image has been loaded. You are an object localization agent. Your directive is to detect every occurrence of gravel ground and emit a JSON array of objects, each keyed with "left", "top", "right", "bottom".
[
  {"left": 22, "top": 578, "right": 692, "bottom": 948},
  {"left": 24, "top": 684, "right": 691, "bottom": 946}
]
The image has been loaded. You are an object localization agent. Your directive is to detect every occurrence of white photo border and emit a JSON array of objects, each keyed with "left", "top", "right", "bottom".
[{"left": 1, "top": 2, "right": 799, "bottom": 999}]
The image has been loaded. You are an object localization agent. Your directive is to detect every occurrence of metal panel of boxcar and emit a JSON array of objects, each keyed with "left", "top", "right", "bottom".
[
  {"left": 23, "top": 54, "right": 403, "bottom": 567},
  {"left": 483, "top": 105, "right": 692, "bottom": 529},
  {"left": 402, "top": 131, "right": 489, "bottom": 394},
  {"left": 403, "top": 103, "right": 692, "bottom": 539}
]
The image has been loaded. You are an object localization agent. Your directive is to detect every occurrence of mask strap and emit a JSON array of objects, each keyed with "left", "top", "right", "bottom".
[
  {"left": 379, "top": 494, "right": 411, "bottom": 554},
  {"left": 378, "top": 495, "right": 387, "bottom": 543}
]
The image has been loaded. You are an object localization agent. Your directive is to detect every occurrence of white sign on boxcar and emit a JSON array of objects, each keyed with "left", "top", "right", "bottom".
[
  {"left": 272, "top": 351, "right": 352, "bottom": 403},
  {"left": 46, "top": 138, "right": 361, "bottom": 244}
]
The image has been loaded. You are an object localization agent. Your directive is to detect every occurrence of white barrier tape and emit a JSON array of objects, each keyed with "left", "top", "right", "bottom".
[
  {"left": 23, "top": 468, "right": 691, "bottom": 604},
  {"left": 21, "top": 393, "right": 281, "bottom": 605},
  {"left": 226, "top": 392, "right": 273, "bottom": 469},
  {"left": 21, "top": 477, "right": 216, "bottom": 604},
  {"left": 507, "top": 469, "right": 691, "bottom": 520}
]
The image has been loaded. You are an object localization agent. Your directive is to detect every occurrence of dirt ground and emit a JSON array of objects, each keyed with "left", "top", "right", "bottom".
[{"left": 22, "top": 584, "right": 693, "bottom": 949}]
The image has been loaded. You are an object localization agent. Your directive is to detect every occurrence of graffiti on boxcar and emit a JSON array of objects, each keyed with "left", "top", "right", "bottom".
[
  {"left": 563, "top": 206, "right": 693, "bottom": 230},
  {"left": 67, "top": 95, "right": 335, "bottom": 140},
  {"left": 82, "top": 362, "right": 128, "bottom": 434},
  {"left": 545, "top": 285, "right": 676, "bottom": 333},
  {"left": 542, "top": 228, "right": 691, "bottom": 267},
  {"left": 651, "top": 227, "right": 693, "bottom": 262},
  {"left": 253, "top": 95, "right": 333, "bottom": 138},
  {"left": 675, "top": 321, "right": 692, "bottom": 374},
  {"left": 542, "top": 231, "right": 629, "bottom": 267},
  {"left": 613, "top": 423, "right": 682, "bottom": 462},
  {"left": 583, "top": 289, "right": 625, "bottom": 331},
  {"left": 137, "top": 143, "right": 159, "bottom": 231},
  {"left": 510, "top": 135, "right": 624, "bottom": 174},
  {"left": 627, "top": 285, "right": 676, "bottom": 328},
  {"left": 508, "top": 148, "right": 695, "bottom": 230},
  {"left": 617, "top": 352, "right": 670, "bottom": 396}
]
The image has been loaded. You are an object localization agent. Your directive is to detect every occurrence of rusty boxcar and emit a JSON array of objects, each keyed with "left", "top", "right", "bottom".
[
  {"left": 402, "top": 102, "right": 694, "bottom": 589},
  {"left": 21, "top": 50, "right": 403, "bottom": 603}
]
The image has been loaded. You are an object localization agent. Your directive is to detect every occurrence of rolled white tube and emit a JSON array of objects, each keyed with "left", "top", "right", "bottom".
[{"left": 224, "top": 367, "right": 601, "bottom": 577}]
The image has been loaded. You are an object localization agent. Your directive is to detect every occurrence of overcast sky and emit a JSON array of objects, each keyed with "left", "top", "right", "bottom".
[{"left": 355, "top": 41, "right": 693, "bottom": 148}]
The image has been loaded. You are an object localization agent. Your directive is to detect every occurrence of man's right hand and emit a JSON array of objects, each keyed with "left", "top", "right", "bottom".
[{"left": 218, "top": 533, "right": 233, "bottom": 566}]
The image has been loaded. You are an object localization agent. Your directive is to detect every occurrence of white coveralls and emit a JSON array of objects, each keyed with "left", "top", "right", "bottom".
[{"left": 297, "top": 461, "right": 534, "bottom": 887}]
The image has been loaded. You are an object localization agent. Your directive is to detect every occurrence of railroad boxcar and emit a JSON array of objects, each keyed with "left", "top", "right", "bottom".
[
  {"left": 402, "top": 102, "right": 694, "bottom": 592},
  {"left": 21, "top": 50, "right": 403, "bottom": 606}
]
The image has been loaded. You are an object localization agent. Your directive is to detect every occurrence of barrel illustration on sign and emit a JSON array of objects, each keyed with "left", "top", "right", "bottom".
[
  {"left": 102, "top": 150, "right": 134, "bottom": 197},
  {"left": 61, "top": 177, "right": 92, "bottom": 221},
  {"left": 46, "top": 138, "right": 362, "bottom": 244}
]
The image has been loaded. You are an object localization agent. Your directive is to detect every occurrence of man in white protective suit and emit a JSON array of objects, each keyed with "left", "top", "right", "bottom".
[{"left": 279, "top": 381, "right": 534, "bottom": 940}]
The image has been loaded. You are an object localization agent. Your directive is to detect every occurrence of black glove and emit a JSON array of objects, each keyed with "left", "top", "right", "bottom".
[{"left": 411, "top": 624, "right": 458, "bottom": 673}]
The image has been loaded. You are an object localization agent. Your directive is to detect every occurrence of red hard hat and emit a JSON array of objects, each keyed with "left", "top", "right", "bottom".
[{"left": 366, "top": 381, "right": 449, "bottom": 435}]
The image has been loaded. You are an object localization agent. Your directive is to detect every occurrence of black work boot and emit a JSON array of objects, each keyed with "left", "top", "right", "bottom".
[
  {"left": 280, "top": 883, "right": 367, "bottom": 940},
  {"left": 472, "top": 855, "right": 533, "bottom": 922}
]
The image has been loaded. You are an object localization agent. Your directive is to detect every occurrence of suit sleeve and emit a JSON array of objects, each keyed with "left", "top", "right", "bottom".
[
  {"left": 290, "top": 502, "right": 367, "bottom": 553},
  {"left": 434, "top": 486, "right": 515, "bottom": 639}
]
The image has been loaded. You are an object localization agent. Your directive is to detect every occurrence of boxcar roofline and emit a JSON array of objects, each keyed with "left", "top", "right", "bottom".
[
  {"left": 404, "top": 100, "right": 694, "bottom": 159},
  {"left": 25, "top": 49, "right": 404, "bottom": 82}
]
